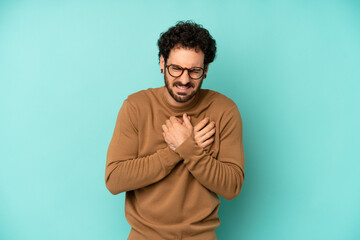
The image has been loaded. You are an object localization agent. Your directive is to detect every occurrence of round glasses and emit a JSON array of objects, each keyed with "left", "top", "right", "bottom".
[{"left": 165, "top": 64, "right": 205, "bottom": 80}]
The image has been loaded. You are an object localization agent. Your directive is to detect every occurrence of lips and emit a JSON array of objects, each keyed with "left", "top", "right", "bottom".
[{"left": 175, "top": 85, "right": 191, "bottom": 93}]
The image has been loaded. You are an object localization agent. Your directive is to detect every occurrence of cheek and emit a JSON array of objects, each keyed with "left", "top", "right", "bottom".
[
  {"left": 193, "top": 81, "right": 201, "bottom": 89},
  {"left": 166, "top": 76, "right": 176, "bottom": 86}
]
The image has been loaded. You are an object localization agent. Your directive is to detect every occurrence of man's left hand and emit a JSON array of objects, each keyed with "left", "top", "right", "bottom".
[{"left": 162, "top": 114, "right": 193, "bottom": 151}]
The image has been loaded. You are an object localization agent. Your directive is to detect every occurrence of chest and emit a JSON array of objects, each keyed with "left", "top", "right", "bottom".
[{"left": 137, "top": 107, "right": 221, "bottom": 157}]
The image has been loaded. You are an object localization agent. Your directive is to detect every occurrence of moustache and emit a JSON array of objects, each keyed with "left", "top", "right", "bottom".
[{"left": 173, "top": 82, "right": 194, "bottom": 88}]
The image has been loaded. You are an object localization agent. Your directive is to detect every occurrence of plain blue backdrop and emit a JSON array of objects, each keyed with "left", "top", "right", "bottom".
[{"left": 0, "top": 1, "right": 359, "bottom": 239}]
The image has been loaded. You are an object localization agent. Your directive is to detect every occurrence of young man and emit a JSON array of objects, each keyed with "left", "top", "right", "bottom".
[{"left": 105, "top": 21, "right": 245, "bottom": 240}]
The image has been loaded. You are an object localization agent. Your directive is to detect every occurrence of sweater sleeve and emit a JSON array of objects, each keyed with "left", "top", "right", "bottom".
[
  {"left": 175, "top": 105, "right": 245, "bottom": 200},
  {"left": 105, "top": 99, "right": 182, "bottom": 195}
]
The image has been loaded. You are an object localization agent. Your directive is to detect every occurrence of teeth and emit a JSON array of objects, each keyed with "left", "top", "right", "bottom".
[{"left": 177, "top": 86, "right": 188, "bottom": 89}]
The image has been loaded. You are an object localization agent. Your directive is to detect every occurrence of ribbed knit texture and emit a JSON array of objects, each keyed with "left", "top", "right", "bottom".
[{"left": 106, "top": 87, "right": 245, "bottom": 240}]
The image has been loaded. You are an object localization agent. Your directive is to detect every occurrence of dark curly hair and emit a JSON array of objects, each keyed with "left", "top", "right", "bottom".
[{"left": 157, "top": 21, "right": 217, "bottom": 66}]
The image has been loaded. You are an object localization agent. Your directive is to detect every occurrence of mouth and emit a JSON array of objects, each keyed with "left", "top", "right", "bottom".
[{"left": 174, "top": 84, "right": 192, "bottom": 94}]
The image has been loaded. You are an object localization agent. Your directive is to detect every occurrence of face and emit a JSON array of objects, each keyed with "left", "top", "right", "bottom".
[{"left": 161, "top": 47, "right": 208, "bottom": 105}]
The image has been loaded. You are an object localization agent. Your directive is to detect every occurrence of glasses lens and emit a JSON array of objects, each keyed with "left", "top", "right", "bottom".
[
  {"left": 168, "top": 65, "right": 204, "bottom": 79},
  {"left": 168, "top": 65, "right": 183, "bottom": 77},
  {"left": 189, "top": 68, "right": 204, "bottom": 79}
]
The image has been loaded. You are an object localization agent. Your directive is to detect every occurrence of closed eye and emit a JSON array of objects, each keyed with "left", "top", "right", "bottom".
[
  {"left": 190, "top": 69, "right": 202, "bottom": 73},
  {"left": 171, "top": 66, "right": 183, "bottom": 71}
]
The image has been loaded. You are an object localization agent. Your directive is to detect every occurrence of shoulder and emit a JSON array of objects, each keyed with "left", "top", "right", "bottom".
[
  {"left": 200, "top": 90, "right": 243, "bottom": 133},
  {"left": 125, "top": 87, "right": 161, "bottom": 108},
  {"left": 199, "top": 89, "right": 238, "bottom": 111}
]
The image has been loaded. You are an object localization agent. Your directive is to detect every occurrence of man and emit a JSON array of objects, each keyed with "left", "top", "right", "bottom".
[{"left": 105, "top": 21, "right": 245, "bottom": 240}]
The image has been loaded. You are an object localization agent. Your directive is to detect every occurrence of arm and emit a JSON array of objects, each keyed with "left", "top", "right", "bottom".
[
  {"left": 172, "top": 107, "right": 245, "bottom": 200},
  {"left": 105, "top": 99, "right": 182, "bottom": 195},
  {"left": 179, "top": 106, "right": 244, "bottom": 200}
]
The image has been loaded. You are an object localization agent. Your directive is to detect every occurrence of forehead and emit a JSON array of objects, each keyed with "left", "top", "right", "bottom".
[{"left": 167, "top": 47, "right": 205, "bottom": 68}]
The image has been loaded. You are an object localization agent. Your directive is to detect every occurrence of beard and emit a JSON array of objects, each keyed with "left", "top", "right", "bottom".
[{"left": 164, "top": 74, "right": 203, "bottom": 103}]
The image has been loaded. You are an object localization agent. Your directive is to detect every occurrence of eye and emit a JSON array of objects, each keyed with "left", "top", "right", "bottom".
[
  {"left": 171, "top": 65, "right": 182, "bottom": 71},
  {"left": 190, "top": 68, "right": 202, "bottom": 73}
]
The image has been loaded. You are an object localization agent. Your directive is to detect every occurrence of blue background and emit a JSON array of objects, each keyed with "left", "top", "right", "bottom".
[{"left": 1, "top": 1, "right": 359, "bottom": 239}]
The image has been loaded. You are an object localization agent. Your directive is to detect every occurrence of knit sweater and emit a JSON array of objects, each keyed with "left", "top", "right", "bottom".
[{"left": 105, "top": 86, "right": 245, "bottom": 240}]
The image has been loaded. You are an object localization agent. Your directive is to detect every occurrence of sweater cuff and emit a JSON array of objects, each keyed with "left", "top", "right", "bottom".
[
  {"left": 175, "top": 137, "right": 204, "bottom": 163},
  {"left": 159, "top": 147, "right": 182, "bottom": 172}
]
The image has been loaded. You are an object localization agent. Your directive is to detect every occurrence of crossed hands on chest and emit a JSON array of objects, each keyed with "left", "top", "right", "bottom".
[{"left": 162, "top": 113, "right": 216, "bottom": 151}]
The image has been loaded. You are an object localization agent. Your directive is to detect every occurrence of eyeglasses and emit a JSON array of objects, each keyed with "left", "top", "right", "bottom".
[{"left": 165, "top": 64, "right": 205, "bottom": 80}]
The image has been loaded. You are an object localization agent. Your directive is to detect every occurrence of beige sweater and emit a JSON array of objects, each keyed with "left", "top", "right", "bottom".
[{"left": 105, "top": 87, "right": 245, "bottom": 240}]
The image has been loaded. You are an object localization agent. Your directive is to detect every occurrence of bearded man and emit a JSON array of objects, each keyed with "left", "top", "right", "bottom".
[{"left": 105, "top": 21, "right": 245, "bottom": 240}]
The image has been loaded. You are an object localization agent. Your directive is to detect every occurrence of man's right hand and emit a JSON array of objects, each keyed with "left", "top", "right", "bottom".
[{"left": 193, "top": 118, "right": 216, "bottom": 148}]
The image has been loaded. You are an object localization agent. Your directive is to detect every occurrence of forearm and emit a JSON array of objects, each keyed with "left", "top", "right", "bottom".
[
  {"left": 175, "top": 137, "right": 244, "bottom": 200},
  {"left": 105, "top": 146, "right": 181, "bottom": 194}
]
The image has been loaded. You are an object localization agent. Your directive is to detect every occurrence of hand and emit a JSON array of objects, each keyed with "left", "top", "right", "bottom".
[
  {"left": 162, "top": 114, "right": 193, "bottom": 151},
  {"left": 193, "top": 118, "right": 216, "bottom": 148}
]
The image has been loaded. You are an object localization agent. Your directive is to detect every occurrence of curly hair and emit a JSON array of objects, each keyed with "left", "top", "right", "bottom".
[{"left": 157, "top": 21, "right": 217, "bottom": 66}]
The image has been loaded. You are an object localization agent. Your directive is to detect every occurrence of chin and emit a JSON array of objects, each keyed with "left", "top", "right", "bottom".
[
  {"left": 171, "top": 87, "right": 195, "bottom": 102},
  {"left": 173, "top": 94, "right": 192, "bottom": 103},
  {"left": 164, "top": 75, "right": 203, "bottom": 103}
]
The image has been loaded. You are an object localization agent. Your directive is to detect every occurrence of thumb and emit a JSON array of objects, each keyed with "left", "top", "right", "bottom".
[{"left": 183, "top": 113, "right": 192, "bottom": 128}]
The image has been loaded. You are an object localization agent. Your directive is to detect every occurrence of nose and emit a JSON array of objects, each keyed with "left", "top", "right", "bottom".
[{"left": 178, "top": 69, "right": 191, "bottom": 84}]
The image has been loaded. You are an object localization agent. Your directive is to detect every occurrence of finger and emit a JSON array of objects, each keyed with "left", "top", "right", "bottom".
[
  {"left": 165, "top": 119, "right": 172, "bottom": 129},
  {"left": 163, "top": 132, "right": 170, "bottom": 145},
  {"left": 198, "top": 127, "right": 216, "bottom": 142},
  {"left": 163, "top": 132, "right": 169, "bottom": 140},
  {"left": 184, "top": 115, "right": 190, "bottom": 126},
  {"left": 162, "top": 124, "right": 168, "bottom": 132},
  {"left": 193, "top": 123, "right": 213, "bottom": 141},
  {"left": 170, "top": 116, "right": 181, "bottom": 126},
  {"left": 169, "top": 116, "right": 177, "bottom": 122},
  {"left": 183, "top": 113, "right": 192, "bottom": 128},
  {"left": 201, "top": 137, "right": 214, "bottom": 148},
  {"left": 176, "top": 118, "right": 183, "bottom": 124},
  {"left": 198, "top": 121, "right": 216, "bottom": 138},
  {"left": 194, "top": 118, "right": 209, "bottom": 132}
]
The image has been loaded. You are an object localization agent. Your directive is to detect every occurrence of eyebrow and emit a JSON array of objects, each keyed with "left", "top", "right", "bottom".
[{"left": 170, "top": 64, "right": 203, "bottom": 69}]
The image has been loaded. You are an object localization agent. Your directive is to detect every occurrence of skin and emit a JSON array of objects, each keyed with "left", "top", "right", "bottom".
[
  {"left": 160, "top": 46, "right": 208, "bottom": 107},
  {"left": 193, "top": 117, "right": 216, "bottom": 148},
  {"left": 160, "top": 47, "right": 216, "bottom": 150}
]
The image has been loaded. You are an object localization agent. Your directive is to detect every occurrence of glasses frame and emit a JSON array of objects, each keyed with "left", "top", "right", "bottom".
[{"left": 165, "top": 64, "right": 205, "bottom": 80}]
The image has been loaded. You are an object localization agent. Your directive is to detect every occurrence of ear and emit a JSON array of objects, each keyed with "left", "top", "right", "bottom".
[{"left": 160, "top": 55, "right": 165, "bottom": 73}]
